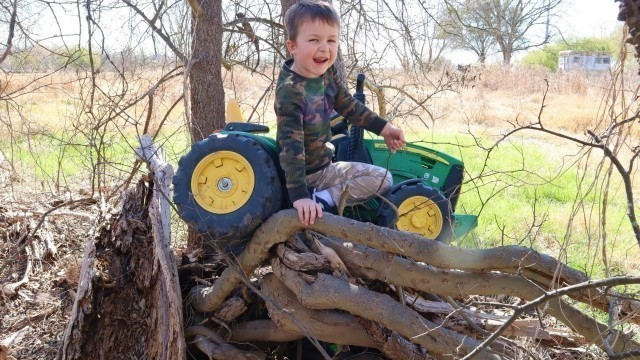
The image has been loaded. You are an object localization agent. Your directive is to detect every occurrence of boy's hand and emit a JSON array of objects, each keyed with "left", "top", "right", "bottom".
[
  {"left": 380, "top": 123, "right": 406, "bottom": 153},
  {"left": 292, "top": 198, "right": 323, "bottom": 226}
]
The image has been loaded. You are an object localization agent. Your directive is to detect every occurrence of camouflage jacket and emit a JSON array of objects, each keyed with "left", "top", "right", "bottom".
[{"left": 275, "top": 59, "right": 387, "bottom": 202}]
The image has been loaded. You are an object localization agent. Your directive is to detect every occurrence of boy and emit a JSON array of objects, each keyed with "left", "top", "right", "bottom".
[{"left": 276, "top": 0, "right": 405, "bottom": 226}]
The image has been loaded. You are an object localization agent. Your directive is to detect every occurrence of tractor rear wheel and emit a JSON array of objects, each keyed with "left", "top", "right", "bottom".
[
  {"left": 173, "top": 133, "right": 282, "bottom": 240},
  {"left": 377, "top": 182, "right": 454, "bottom": 243}
]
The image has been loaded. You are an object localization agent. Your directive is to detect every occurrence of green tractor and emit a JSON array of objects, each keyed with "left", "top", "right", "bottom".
[{"left": 173, "top": 74, "right": 477, "bottom": 245}]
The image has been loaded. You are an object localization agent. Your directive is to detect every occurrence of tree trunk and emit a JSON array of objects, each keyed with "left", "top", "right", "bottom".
[
  {"left": 187, "top": 0, "right": 225, "bottom": 248},
  {"left": 189, "top": 0, "right": 225, "bottom": 142}
]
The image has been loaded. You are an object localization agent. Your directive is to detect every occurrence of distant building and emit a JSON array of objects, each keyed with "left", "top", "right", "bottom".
[{"left": 558, "top": 50, "right": 612, "bottom": 71}]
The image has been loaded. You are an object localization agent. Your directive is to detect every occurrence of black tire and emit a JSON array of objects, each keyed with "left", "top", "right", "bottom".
[
  {"left": 377, "top": 182, "right": 454, "bottom": 243},
  {"left": 173, "top": 133, "right": 282, "bottom": 240}
]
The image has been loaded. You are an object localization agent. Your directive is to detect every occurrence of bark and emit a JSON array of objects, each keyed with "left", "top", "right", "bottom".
[
  {"left": 280, "top": 0, "right": 298, "bottom": 46},
  {"left": 272, "top": 258, "right": 499, "bottom": 359},
  {"left": 185, "top": 327, "right": 265, "bottom": 359},
  {"left": 214, "top": 296, "right": 247, "bottom": 323},
  {"left": 275, "top": 243, "right": 330, "bottom": 272},
  {"left": 58, "top": 136, "right": 185, "bottom": 360},
  {"left": 260, "top": 273, "right": 378, "bottom": 348},
  {"left": 357, "top": 319, "right": 429, "bottom": 360},
  {"left": 231, "top": 320, "right": 303, "bottom": 343},
  {"left": 189, "top": 0, "right": 225, "bottom": 141}
]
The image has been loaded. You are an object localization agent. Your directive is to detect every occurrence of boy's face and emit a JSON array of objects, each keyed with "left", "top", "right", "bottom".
[{"left": 286, "top": 20, "right": 339, "bottom": 78}]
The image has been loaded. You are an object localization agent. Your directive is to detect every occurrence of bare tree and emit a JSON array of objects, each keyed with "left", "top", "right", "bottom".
[
  {"left": 441, "top": 1, "right": 495, "bottom": 63},
  {"left": 445, "top": 0, "right": 563, "bottom": 64}
]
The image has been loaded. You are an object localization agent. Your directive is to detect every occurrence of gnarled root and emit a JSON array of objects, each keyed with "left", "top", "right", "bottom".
[{"left": 186, "top": 326, "right": 264, "bottom": 360}]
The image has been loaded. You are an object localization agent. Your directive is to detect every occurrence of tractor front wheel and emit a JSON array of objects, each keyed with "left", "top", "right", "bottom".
[
  {"left": 173, "top": 133, "right": 282, "bottom": 240},
  {"left": 377, "top": 182, "right": 454, "bottom": 243}
]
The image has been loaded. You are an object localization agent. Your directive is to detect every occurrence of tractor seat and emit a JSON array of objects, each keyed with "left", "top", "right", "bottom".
[{"left": 223, "top": 122, "right": 270, "bottom": 133}]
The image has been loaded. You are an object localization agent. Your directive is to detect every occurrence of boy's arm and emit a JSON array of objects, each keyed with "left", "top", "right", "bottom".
[
  {"left": 275, "top": 86, "right": 310, "bottom": 203},
  {"left": 331, "top": 67, "right": 387, "bottom": 135},
  {"left": 276, "top": 86, "right": 325, "bottom": 226}
]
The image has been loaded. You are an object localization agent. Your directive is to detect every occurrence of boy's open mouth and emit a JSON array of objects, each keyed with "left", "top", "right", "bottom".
[{"left": 314, "top": 57, "right": 328, "bottom": 64}]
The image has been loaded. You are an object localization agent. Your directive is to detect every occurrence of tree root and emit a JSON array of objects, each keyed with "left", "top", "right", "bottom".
[
  {"left": 260, "top": 273, "right": 378, "bottom": 348},
  {"left": 187, "top": 210, "right": 640, "bottom": 357},
  {"left": 191, "top": 210, "right": 635, "bottom": 315},
  {"left": 315, "top": 232, "right": 640, "bottom": 354},
  {"left": 185, "top": 326, "right": 264, "bottom": 360},
  {"left": 271, "top": 258, "right": 500, "bottom": 359}
]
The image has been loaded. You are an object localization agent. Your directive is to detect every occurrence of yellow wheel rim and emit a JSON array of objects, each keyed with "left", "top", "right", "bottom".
[
  {"left": 396, "top": 195, "right": 443, "bottom": 238},
  {"left": 190, "top": 151, "right": 255, "bottom": 214}
]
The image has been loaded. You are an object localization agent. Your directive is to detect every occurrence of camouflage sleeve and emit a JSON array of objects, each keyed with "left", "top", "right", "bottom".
[
  {"left": 331, "top": 67, "right": 387, "bottom": 135},
  {"left": 275, "top": 84, "right": 310, "bottom": 202}
]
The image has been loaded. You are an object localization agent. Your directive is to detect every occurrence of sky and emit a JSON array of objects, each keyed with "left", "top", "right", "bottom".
[{"left": 560, "top": 0, "right": 620, "bottom": 38}]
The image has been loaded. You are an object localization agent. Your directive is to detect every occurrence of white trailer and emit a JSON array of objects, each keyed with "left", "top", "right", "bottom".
[{"left": 557, "top": 50, "right": 612, "bottom": 71}]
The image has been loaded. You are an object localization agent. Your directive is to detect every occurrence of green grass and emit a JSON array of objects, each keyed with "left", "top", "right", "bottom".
[
  {"left": 403, "top": 128, "right": 639, "bottom": 278},
  {"left": 2, "top": 130, "right": 192, "bottom": 191}
]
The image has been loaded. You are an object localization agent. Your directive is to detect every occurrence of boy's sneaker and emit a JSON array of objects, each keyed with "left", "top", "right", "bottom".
[{"left": 310, "top": 187, "right": 337, "bottom": 214}]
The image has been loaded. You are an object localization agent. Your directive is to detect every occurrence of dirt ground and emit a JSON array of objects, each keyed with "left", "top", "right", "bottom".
[{"left": 0, "top": 162, "right": 101, "bottom": 359}]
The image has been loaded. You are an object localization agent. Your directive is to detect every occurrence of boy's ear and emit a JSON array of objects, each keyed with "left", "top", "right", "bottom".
[{"left": 286, "top": 39, "right": 296, "bottom": 55}]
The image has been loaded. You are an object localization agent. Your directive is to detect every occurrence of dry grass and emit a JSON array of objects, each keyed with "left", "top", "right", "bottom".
[{"left": 2, "top": 64, "right": 632, "bottom": 136}]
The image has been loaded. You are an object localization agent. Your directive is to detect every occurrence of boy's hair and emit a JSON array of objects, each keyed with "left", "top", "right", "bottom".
[{"left": 284, "top": 0, "right": 340, "bottom": 41}]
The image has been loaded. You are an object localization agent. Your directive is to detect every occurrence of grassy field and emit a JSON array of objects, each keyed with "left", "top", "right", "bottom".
[{"left": 2, "top": 64, "right": 640, "bottom": 280}]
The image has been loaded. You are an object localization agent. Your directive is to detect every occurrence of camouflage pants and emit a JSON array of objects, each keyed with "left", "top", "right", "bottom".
[{"left": 306, "top": 161, "right": 392, "bottom": 206}]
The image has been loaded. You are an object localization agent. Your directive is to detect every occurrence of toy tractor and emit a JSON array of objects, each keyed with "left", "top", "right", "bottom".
[{"left": 172, "top": 74, "right": 477, "bottom": 245}]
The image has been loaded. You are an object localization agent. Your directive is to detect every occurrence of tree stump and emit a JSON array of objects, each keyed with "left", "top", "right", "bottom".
[{"left": 58, "top": 135, "right": 185, "bottom": 360}]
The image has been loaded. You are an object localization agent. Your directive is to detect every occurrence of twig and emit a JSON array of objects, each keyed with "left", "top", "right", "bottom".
[
  {"left": 462, "top": 276, "right": 640, "bottom": 359},
  {"left": 2, "top": 247, "right": 32, "bottom": 296}
]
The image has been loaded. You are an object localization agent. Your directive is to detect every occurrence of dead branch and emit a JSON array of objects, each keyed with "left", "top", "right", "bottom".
[
  {"left": 463, "top": 277, "right": 640, "bottom": 359},
  {"left": 260, "top": 273, "right": 378, "bottom": 348},
  {"left": 230, "top": 320, "right": 304, "bottom": 343},
  {"left": 315, "top": 232, "right": 639, "bottom": 353},
  {"left": 191, "top": 210, "right": 629, "bottom": 316},
  {"left": 271, "top": 258, "right": 500, "bottom": 359},
  {"left": 0, "top": 326, "right": 31, "bottom": 357},
  {"left": 275, "top": 243, "right": 330, "bottom": 272},
  {"left": 1, "top": 247, "right": 31, "bottom": 296},
  {"left": 135, "top": 134, "right": 185, "bottom": 359},
  {"left": 185, "top": 327, "right": 265, "bottom": 360},
  {"left": 213, "top": 296, "right": 247, "bottom": 323},
  {"left": 356, "top": 318, "right": 429, "bottom": 360}
]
